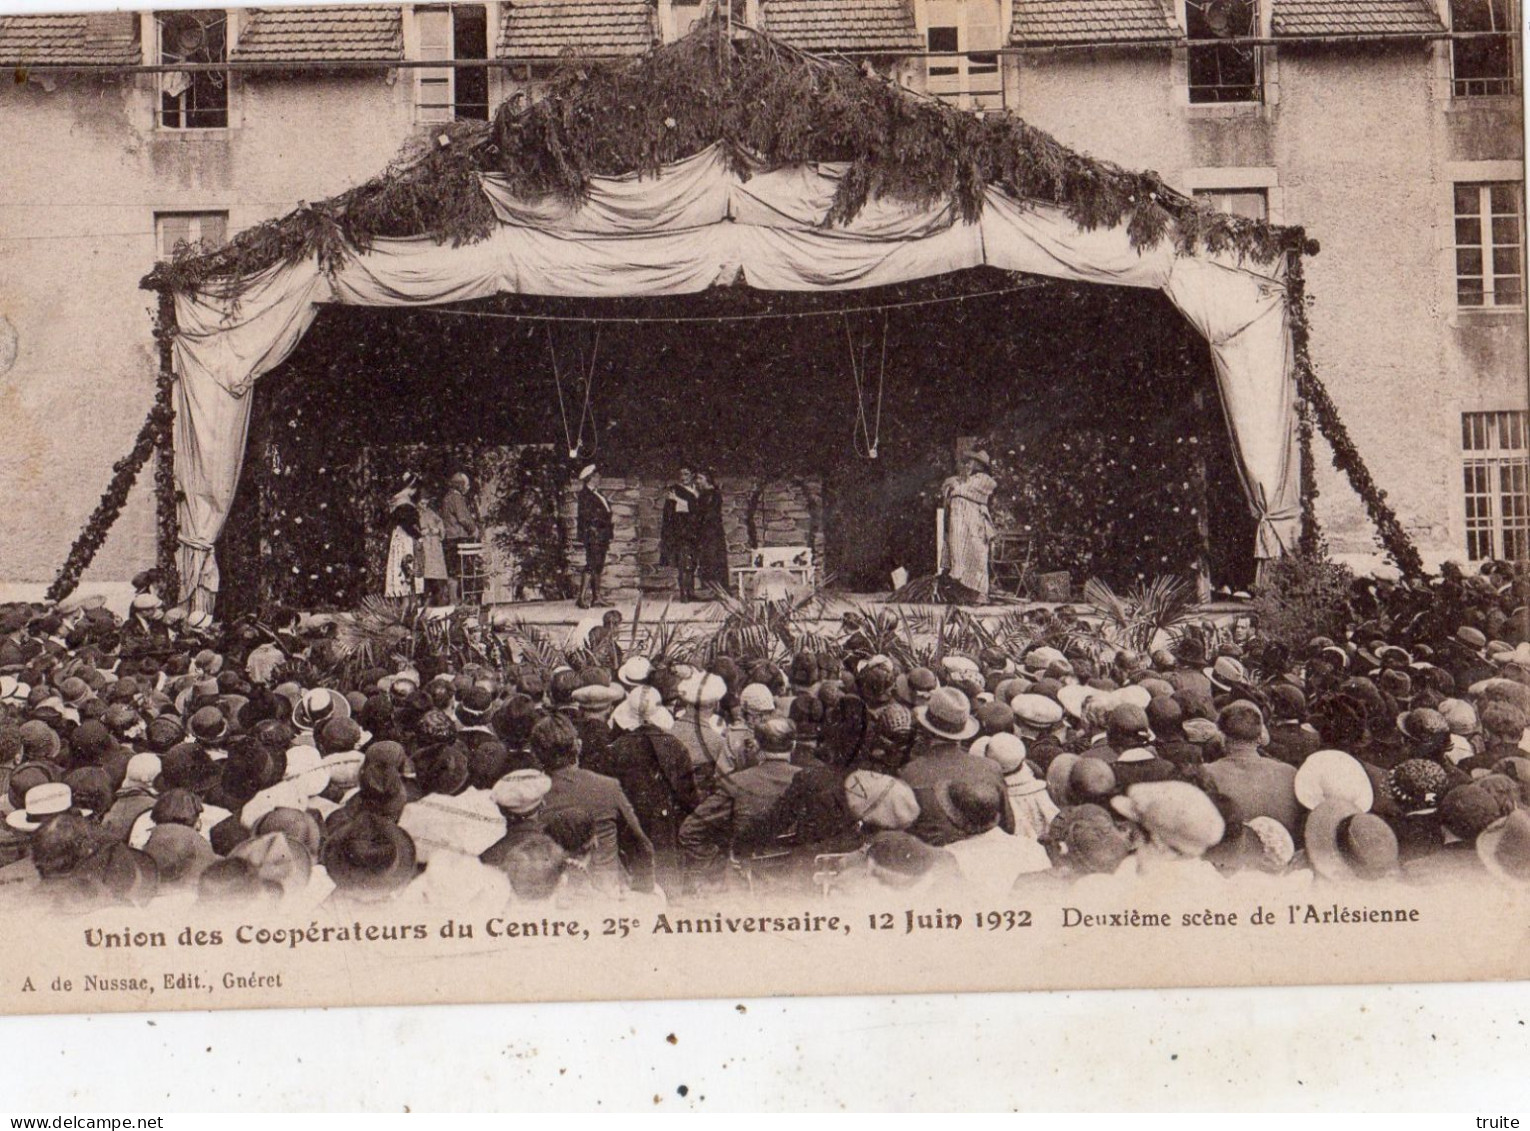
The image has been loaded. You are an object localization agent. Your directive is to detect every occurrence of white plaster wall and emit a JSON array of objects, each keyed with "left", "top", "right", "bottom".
[{"left": 0, "top": 67, "right": 416, "bottom": 585}]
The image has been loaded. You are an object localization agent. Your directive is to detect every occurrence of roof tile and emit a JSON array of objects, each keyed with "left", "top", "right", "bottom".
[
  {"left": 1011, "top": 0, "right": 1178, "bottom": 45},
  {"left": 232, "top": 6, "right": 403, "bottom": 63},
  {"left": 761, "top": 0, "right": 921, "bottom": 53},
  {"left": 0, "top": 12, "right": 141, "bottom": 67},
  {"left": 498, "top": 0, "right": 657, "bottom": 59},
  {"left": 1272, "top": 0, "right": 1445, "bottom": 36}
]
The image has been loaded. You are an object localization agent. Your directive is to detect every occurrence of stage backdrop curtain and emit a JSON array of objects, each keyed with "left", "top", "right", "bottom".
[{"left": 170, "top": 142, "right": 1299, "bottom": 610}]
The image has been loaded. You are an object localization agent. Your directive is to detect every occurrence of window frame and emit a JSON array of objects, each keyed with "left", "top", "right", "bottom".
[
  {"left": 921, "top": 0, "right": 1005, "bottom": 112},
  {"left": 1450, "top": 0, "right": 1521, "bottom": 99},
  {"left": 1185, "top": 0, "right": 1264, "bottom": 105},
  {"left": 153, "top": 9, "right": 230, "bottom": 131},
  {"left": 154, "top": 210, "right": 229, "bottom": 261},
  {"left": 1454, "top": 181, "right": 1525, "bottom": 310},
  {"left": 1462, "top": 410, "right": 1530, "bottom": 562},
  {"left": 1192, "top": 187, "right": 1269, "bottom": 221},
  {"left": 414, "top": 6, "right": 455, "bottom": 124},
  {"left": 414, "top": 5, "right": 490, "bottom": 124}
]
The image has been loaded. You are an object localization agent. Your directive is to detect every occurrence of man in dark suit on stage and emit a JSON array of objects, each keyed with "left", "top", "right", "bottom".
[
  {"left": 660, "top": 465, "right": 701, "bottom": 602},
  {"left": 576, "top": 464, "right": 614, "bottom": 608}
]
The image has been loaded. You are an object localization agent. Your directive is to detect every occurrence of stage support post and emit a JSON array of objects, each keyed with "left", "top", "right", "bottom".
[{"left": 152, "top": 289, "right": 182, "bottom": 604}]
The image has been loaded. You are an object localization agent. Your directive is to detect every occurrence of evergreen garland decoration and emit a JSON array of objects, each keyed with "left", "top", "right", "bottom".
[
  {"left": 153, "top": 290, "right": 182, "bottom": 603},
  {"left": 1286, "top": 253, "right": 1425, "bottom": 577},
  {"left": 45, "top": 386, "right": 176, "bottom": 604},
  {"left": 1296, "top": 393, "right": 1323, "bottom": 556},
  {"left": 142, "top": 20, "right": 1301, "bottom": 300}
]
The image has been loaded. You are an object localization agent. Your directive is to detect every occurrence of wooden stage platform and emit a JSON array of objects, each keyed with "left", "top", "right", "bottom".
[{"left": 470, "top": 591, "right": 1254, "bottom": 650}]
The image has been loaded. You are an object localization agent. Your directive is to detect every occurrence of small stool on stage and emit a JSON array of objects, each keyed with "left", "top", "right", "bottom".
[{"left": 455, "top": 541, "right": 487, "bottom": 606}]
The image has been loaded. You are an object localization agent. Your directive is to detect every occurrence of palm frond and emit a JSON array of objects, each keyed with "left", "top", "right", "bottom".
[
  {"left": 941, "top": 606, "right": 998, "bottom": 657},
  {"left": 644, "top": 615, "right": 695, "bottom": 666},
  {"left": 683, "top": 577, "right": 840, "bottom": 668},
  {"left": 1082, "top": 578, "right": 1132, "bottom": 633},
  {"left": 991, "top": 606, "right": 1084, "bottom": 657},
  {"left": 564, "top": 644, "right": 598, "bottom": 671},
  {"left": 1078, "top": 574, "right": 1205, "bottom": 654},
  {"left": 331, "top": 595, "right": 416, "bottom": 668},
  {"left": 500, "top": 616, "right": 565, "bottom": 672}
]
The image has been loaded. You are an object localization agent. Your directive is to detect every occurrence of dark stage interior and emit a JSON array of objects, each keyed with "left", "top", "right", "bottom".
[{"left": 220, "top": 268, "right": 1256, "bottom": 614}]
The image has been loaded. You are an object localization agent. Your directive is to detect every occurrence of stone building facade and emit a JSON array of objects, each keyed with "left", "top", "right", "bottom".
[{"left": 0, "top": 0, "right": 1522, "bottom": 600}]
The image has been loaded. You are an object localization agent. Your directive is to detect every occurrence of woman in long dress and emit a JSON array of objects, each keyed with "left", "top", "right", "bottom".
[
  {"left": 385, "top": 502, "right": 422, "bottom": 599},
  {"left": 941, "top": 450, "right": 997, "bottom": 602}
]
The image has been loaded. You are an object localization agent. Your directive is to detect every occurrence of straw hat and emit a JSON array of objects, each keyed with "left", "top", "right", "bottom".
[
  {"left": 1056, "top": 684, "right": 1098, "bottom": 720},
  {"left": 1294, "top": 749, "right": 1375, "bottom": 812},
  {"left": 844, "top": 770, "right": 920, "bottom": 830},
  {"left": 614, "top": 686, "right": 674, "bottom": 733},
  {"left": 5, "top": 782, "right": 71, "bottom": 832},
  {"left": 1477, "top": 810, "right": 1530, "bottom": 885},
  {"left": 914, "top": 687, "right": 979, "bottom": 742},
  {"left": 1111, "top": 782, "right": 1224, "bottom": 858}
]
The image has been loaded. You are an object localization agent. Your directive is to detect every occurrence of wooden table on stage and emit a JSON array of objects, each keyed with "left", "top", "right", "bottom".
[{"left": 731, "top": 546, "right": 815, "bottom": 599}]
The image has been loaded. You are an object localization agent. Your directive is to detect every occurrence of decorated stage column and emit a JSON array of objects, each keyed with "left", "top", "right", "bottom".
[{"left": 153, "top": 290, "right": 182, "bottom": 604}]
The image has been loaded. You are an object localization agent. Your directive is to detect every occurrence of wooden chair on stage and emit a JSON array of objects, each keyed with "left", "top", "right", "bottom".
[
  {"left": 988, "top": 530, "right": 1030, "bottom": 599},
  {"left": 455, "top": 542, "right": 487, "bottom": 606},
  {"left": 987, "top": 532, "right": 1072, "bottom": 603}
]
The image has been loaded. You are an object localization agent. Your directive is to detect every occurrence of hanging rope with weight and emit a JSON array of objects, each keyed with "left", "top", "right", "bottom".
[
  {"left": 545, "top": 323, "right": 602, "bottom": 461},
  {"left": 843, "top": 311, "right": 889, "bottom": 460},
  {"left": 573, "top": 324, "right": 601, "bottom": 461}
]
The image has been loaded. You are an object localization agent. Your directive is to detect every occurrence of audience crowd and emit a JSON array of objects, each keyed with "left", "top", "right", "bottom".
[{"left": 3, "top": 562, "right": 1530, "bottom": 914}]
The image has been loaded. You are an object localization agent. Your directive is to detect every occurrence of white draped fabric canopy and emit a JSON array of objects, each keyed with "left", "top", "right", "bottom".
[{"left": 171, "top": 143, "right": 1298, "bottom": 611}]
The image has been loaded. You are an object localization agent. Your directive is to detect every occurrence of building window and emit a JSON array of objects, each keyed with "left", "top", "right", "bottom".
[
  {"left": 1193, "top": 188, "right": 1268, "bottom": 220},
  {"left": 155, "top": 211, "right": 228, "bottom": 260},
  {"left": 416, "top": 5, "right": 490, "bottom": 123},
  {"left": 1186, "top": 0, "right": 1262, "bottom": 104},
  {"left": 1452, "top": 0, "right": 1519, "bottom": 97},
  {"left": 924, "top": 0, "right": 1003, "bottom": 111},
  {"left": 155, "top": 11, "right": 228, "bottom": 129},
  {"left": 1455, "top": 182, "right": 1524, "bottom": 308},
  {"left": 1463, "top": 411, "right": 1530, "bottom": 560}
]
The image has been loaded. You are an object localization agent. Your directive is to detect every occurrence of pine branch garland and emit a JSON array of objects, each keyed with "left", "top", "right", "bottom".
[
  {"left": 141, "top": 21, "right": 1302, "bottom": 300},
  {"left": 1286, "top": 252, "right": 1424, "bottom": 577},
  {"left": 1297, "top": 393, "right": 1323, "bottom": 556},
  {"left": 152, "top": 290, "right": 182, "bottom": 602},
  {"left": 46, "top": 394, "right": 176, "bottom": 604},
  {"left": 119, "top": 19, "right": 1432, "bottom": 594}
]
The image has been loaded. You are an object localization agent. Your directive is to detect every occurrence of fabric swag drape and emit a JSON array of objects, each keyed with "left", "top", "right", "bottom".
[{"left": 170, "top": 143, "right": 1299, "bottom": 611}]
